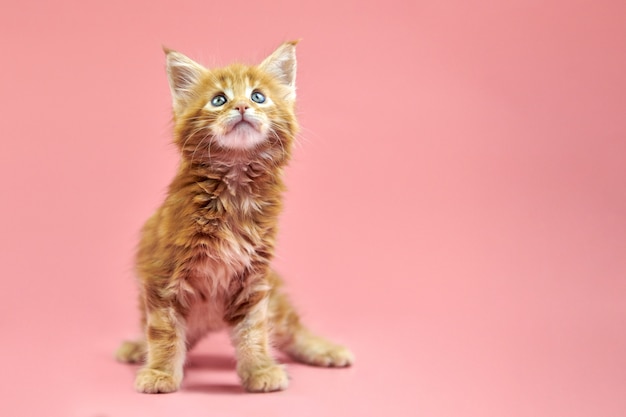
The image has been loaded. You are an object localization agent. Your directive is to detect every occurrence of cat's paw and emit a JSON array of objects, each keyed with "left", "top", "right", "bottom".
[
  {"left": 116, "top": 340, "right": 146, "bottom": 364},
  {"left": 289, "top": 338, "right": 354, "bottom": 367},
  {"left": 239, "top": 364, "right": 289, "bottom": 393},
  {"left": 135, "top": 368, "right": 180, "bottom": 394}
]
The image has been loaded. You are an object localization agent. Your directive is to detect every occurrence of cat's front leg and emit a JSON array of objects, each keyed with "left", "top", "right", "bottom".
[
  {"left": 227, "top": 285, "right": 289, "bottom": 393},
  {"left": 135, "top": 306, "right": 186, "bottom": 393}
]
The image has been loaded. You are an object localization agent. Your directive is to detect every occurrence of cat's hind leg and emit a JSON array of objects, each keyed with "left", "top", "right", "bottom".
[
  {"left": 267, "top": 272, "right": 354, "bottom": 367},
  {"left": 281, "top": 327, "right": 354, "bottom": 367},
  {"left": 116, "top": 293, "right": 148, "bottom": 364},
  {"left": 116, "top": 339, "right": 146, "bottom": 363}
]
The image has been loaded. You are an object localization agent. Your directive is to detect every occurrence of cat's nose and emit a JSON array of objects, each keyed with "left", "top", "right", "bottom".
[{"left": 234, "top": 102, "right": 249, "bottom": 115}]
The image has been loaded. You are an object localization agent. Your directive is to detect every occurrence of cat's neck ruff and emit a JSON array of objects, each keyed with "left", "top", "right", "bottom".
[
  {"left": 180, "top": 154, "right": 284, "bottom": 205},
  {"left": 186, "top": 147, "right": 286, "bottom": 182}
]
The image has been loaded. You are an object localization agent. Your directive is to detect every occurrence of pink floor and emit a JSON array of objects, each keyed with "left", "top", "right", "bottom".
[{"left": 1, "top": 1, "right": 625, "bottom": 416}]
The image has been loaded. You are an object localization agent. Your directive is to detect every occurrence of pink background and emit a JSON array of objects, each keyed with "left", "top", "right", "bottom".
[{"left": 1, "top": 1, "right": 625, "bottom": 416}]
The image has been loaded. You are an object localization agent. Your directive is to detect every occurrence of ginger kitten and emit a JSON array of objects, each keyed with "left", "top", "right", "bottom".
[{"left": 116, "top": 41, "right": 353, "bottom": 393}]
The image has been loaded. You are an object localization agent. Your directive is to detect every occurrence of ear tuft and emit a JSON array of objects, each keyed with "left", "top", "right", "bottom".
[
  {"left": 259, "top": 41, "right": 299, "bottom": 100},
  {"left": 164, "top": 48, "right": 206, "bottom": 113}
]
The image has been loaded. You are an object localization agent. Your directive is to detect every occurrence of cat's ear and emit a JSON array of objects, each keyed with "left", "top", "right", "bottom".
[
  {"left": 259, "top": 40, "right": 298, "bottom": 101},
  {"left": 164, "top": 48, "right": 206, "bottom": 113}
]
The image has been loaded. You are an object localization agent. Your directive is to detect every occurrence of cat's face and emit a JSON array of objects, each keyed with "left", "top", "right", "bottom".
[{"left": 165, "top": 42, "right": 299, "bottom": 165}]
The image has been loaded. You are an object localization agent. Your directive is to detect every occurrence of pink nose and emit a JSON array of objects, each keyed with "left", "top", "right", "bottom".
[{"left": 234, "top": 103, "right": 249, "bottom": 114}]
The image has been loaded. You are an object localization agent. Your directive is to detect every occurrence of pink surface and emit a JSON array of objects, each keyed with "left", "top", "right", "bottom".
[{"left": 1, "top": 1, "right": 625, "bottom": 416}]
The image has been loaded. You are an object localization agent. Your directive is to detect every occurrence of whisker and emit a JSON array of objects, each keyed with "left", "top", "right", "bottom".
[
  {"left": 191, "top": 131, "right": 211, "bottom": 164},
  {"left": 205, "top": 135, "right": 216, "bottom": 165},
  {"left": 182, "top": 125, "right": 211, "bottom": 157},
  {"left": 266, "top": 127, "right": 287, "bottom": 167}
]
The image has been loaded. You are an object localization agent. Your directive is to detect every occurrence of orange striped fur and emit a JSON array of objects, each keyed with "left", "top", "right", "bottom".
[{"left": 116, "top": 41, "right": 353, "bottom": 393}]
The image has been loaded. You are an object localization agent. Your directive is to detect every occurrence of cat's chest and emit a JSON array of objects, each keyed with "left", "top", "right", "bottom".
[
  {"left": 223, "top": 164, "right": 252, "bottom": 189},
  {"left": 194, "top": 167, "right": 266, "bottom": 262},
  {"left": 219, "top": 164, "right": 264, "bottom": 215},
  {"left": 190, "top": 163, "right": 276, "bottom": 265},
  {"left": 186, "top": 222, "right": 259, "bottom": 300}
]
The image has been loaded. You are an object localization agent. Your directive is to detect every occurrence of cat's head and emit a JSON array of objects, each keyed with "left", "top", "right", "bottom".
[{"left": 165, "top": 41, "right": 299, "bottom": 166}]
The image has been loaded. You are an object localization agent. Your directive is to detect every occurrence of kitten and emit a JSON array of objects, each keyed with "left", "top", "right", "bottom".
[{"left": 116, "top": 41, "right": 353, "bottom": 393}]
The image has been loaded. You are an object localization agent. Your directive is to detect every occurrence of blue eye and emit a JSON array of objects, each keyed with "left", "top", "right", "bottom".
[
  {"left": 211, "top": 94, "right": 227, "bottom": 107},
  {"left": 251, "top": 91, "right": 266, "bottom": 104}
]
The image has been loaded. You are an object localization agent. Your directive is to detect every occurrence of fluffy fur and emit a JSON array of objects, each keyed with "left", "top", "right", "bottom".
[{"left": 116, "top": 41, "right": 353, "bottom": 393}]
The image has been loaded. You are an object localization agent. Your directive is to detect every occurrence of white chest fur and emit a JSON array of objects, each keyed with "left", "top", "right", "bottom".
[{"left": 219, "top": 164, "right": 264, "bottom": 216}]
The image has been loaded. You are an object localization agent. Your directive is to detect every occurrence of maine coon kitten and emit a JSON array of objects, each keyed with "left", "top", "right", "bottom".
[{"left": 116, "top": 41, "right": 353, "bottom": 393}]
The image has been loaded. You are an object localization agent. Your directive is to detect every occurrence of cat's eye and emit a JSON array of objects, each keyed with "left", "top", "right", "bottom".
[
  {"left": 251, "top": 91, "right": 266, "bottom": 104},
  {"left": 211, "top": 94, "right": 227, "bottom": 107}
]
